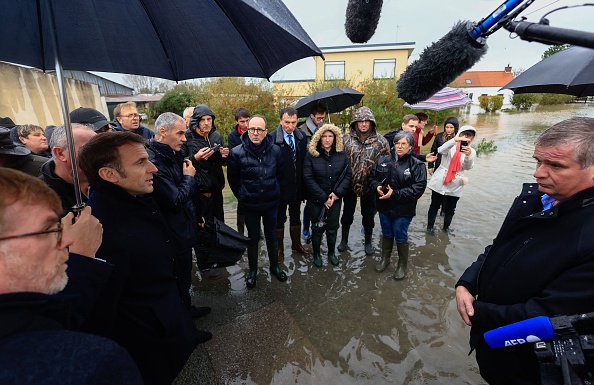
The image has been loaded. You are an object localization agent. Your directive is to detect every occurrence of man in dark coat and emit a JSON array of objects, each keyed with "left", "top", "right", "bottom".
[
  {"left": 79, "top": 132, "right": 210, "bottom": 385},
  {"left": 228, "top": 107, "right": 250, "bottom": 236},
  {"left": 38, "top": 124, "right": 96, "bottom": 216},
  {"left": 147, "top": 112, "right": 211, "bottom": 319},
  {"left": 455, "top": 117, "right": 594, "bottom": 384},
  {"left": 272, "top": 106, "right": 311, "bottom": 263},
  {"left": 0, "top": 168, "right": 143, "bottom": 384},
  {"left": 227, "top": 115, "right": 288, "bottom": 289},
  {"left": 112, "top": 101, "right": 155, "bottom": 139}
]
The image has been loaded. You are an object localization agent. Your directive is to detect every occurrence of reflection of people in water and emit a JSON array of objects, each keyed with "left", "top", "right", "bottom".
[
  {"left": 455, "top": 118, "right": 594, "bottom": 384},
  {"left": 426, "top": 125, "right": 476, "bottom": 235},
  {"left": 370, "top": 131, "right": 427, "bottom": 280}
]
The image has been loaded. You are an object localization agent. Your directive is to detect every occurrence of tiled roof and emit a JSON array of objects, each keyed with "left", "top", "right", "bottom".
[{"left": 452, "top": 70, "right": 514, "bottom": 87}]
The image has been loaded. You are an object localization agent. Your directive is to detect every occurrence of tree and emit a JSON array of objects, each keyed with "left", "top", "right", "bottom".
[
  {"left": 510, "top": 93, "right": 537, "bottom": 110},
  {"left": 156, "top": 91, "right": 195, "bottom": 117},
  {"left": 478, "top": 95, "right": 503, "bottom": 112},
  {"left": 542, "top": 44, "right": 570, "bottom": 60},
  {"left": 123, "top": 74, "right": 174, "bottom": 94}
]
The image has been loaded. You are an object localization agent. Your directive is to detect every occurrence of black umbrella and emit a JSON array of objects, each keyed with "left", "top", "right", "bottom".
[
  {"left": 295, "top": 87, "right": 364, "bottom": 118},
  {"left": 501, "top": 46, "right": 594, "bottom": 96},
  {"left": 0, "top": 0, "right": 322, "bottom": 209}
]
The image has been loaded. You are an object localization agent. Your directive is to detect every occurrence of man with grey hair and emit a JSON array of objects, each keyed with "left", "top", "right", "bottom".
[
  {"left": 147, "top": 112, "right": 211, "bottom": 319},
  {"left": 183, "top": 106, "right": 194, "bottom": 129},
  {"left": 39, "top": 123, "right": 96, "bottom": 215},
  {"left": 455, "top": 117, "right": 594, "bottom": 384}
]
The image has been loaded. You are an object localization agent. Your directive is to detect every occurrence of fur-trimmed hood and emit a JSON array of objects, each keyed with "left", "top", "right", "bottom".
[{"left": 308, "top": 124, "right": 344, "bottom": 157}]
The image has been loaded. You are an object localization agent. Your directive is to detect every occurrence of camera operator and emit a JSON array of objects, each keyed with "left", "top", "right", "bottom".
[{"left": 455, "top": 117, "right": 594, "bottom": 384}]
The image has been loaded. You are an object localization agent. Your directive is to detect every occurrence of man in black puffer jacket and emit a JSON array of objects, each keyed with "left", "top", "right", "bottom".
[{"left": 227, "top": 115, "right": 288, "bottom": 289}]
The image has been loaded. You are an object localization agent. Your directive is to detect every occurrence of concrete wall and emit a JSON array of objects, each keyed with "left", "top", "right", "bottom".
[{"left": 0, "top": 62, "right": 107, "bottom": 127}]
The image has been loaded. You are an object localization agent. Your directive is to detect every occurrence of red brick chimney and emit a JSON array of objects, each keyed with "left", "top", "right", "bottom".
[{"left": 504, "top": 65, "right": 512, "bottom": 73}]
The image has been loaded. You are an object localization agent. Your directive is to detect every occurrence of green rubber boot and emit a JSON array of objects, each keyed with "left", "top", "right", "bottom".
[
  {"left": 326, "top": 230, "right": 339, "bottom": 266},
  {"left": 245, "top": 244, "right": 258, "bottom": 288},
  {"left": 267, "top": 241, "right": 287, "bottom": 282},
  {"left": 311, "top": 230, "right": 323, "bottom": 268},
  {"left": 375, "top": 235, "right": 394, "bottom": 273},
  {"left": 393, "top": 241, "right": 409, "bottom": 280}
]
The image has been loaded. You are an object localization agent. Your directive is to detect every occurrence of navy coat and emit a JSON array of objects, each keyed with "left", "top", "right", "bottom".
[
  {"left": 84, "top": 181, "right": 200, "bottom": 385},
  {"left": 271, "top": 125, "right": 307, "bottom": 204},
  {"left": 227, "top": 134, "right": 283, "bottom": 211},
  {"left": 457, "top": 184, "right": 594, "bottom": 384}
]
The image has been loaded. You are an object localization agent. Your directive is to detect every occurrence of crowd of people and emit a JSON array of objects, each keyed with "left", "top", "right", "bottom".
[{"left": 1, "top": 100, "right": 592, "bottom": 384}]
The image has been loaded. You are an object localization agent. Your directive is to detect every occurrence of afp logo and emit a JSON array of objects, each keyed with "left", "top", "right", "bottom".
[{"left": 504, "top": 335, "right": 542, "bottom": 347}]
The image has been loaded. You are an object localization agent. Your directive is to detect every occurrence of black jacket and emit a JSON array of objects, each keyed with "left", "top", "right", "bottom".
[
  {"left": 39, "top": 159, "right": 88, "bottom": 216},
  {"left": 369, "top": 152, "right": 427, "bottom": 218},
  {"left": 4, "top": 153, "right": 46, "bottom": 177},
  {"left": 227, "top": 125, "right": 242, "bottom": 150},
  {"left": 302, "top": 149, "right": 351, "bottom": 205},
  {"left": 227, "top": 134, "right": 283, "bottom": 211},
  {"left": 147, "top": 140, "right": 200, "bottom": 250},
  {"left": 428, "top": 131, "right": 451, "bottom": 169},
  {"left": 457, "top": 184, "right": 594, "bottom": 384},
  {"left": 271, "top": 125, "right": 307, "bottom": 203},
  {"left": 0, "top": 292, "right": 143, "bottom": 384},
  {"left": 84, "top": 180, "right": 200, "bottom": 385},
  {"left": 181, "top": 105, "right": 226, "bottom": 192}
]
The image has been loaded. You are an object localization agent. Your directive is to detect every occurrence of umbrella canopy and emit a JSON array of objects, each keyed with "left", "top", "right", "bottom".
[
  {"left": 403, "top": 87, "right": 472, "bottom": 111},
  {"left": 1, "top": 0, "right": 323, "bottom": 81},
  {"left": 501, "top": 46, "right": 594, "bottom": 97},
  {"left": 295, "top": 87, "right": 364, "bottom": 118}
]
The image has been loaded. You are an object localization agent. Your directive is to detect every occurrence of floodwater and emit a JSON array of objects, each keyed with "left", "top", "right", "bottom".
[{"left": 189, "top": 104, "right": 594, "bottom": 385}]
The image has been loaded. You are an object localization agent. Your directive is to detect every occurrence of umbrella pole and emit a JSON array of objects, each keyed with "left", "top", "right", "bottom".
[{"left": 45, "top": 0, "right": 84, "bottom": 211}]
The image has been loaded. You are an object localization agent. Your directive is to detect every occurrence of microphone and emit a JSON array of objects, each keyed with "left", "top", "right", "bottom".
[
  {"left": 345, "top": 0, "right": 384, "bottom": 44},
  {"left": 396, "top": 0, "right": 528, "bottom": 104},
  {"left": 505, "top": 21, "right": 594, "bottom": 50},
  {"left": 484, "top": 316, "right": 556, "bottom": 349}
]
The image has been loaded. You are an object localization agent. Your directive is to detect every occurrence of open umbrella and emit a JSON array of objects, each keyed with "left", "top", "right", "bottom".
[
  {"left": 295, "top": 87, "right": 364, "bottom": 119},
  {"left": 0, "top": 0, "right": 323, "bottom": 209},
  {"left": 501, "top": 46, "right": 594, "bottom": 96},
  {"left": 403, "top": 87, "right": 471, "bottom": 124}
]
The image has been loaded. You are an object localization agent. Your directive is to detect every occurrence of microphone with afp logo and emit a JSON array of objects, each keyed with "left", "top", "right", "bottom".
[{"left": 484, "top": 316, "right": 556, "bottom": 348}]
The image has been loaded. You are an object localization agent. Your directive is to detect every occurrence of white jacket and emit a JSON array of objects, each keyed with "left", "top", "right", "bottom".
[{"left": 427, "top": 137, "right": 475, "bottom": 197}]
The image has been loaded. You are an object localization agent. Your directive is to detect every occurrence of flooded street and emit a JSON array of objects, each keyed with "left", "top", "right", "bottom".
[{"left": 179, "top": 104, "right": 594, "bottom": 385}]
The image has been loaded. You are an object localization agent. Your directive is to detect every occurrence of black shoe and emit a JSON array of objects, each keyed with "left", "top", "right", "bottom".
[
  {"left": 426, "top": 226, "right": 435, "bottom": 235},
  {"left": 270, "top": 266, "right": 288, "bottom": 282},
  {"left": 246, "top": 269, "right": 257, "bottom": 288},
  {"left": 189, "top": 305, "right": 211, "bottom": 319},
  {"left": 196, "top": 329, "right": 213, "bottom": 344}
]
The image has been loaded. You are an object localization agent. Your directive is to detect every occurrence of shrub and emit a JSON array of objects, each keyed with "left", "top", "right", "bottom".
[
  {"left": 478, "top": 95, "right": 504, "bottom": 112},
  {"left": 537, "top": 93, "right": 574, "bottom": 105},
  {"left": 510, "top": 93, "right": 537, "bottom": 110},
  {"left": 475, "top": 138, "right": 497, "bottom": 156}
]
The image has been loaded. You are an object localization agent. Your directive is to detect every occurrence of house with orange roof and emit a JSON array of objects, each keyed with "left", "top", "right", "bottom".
[{"left": 452, "top": 66, "right": 515, "bottom": 105}]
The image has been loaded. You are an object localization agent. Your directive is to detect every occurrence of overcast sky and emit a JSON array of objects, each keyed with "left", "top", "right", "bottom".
[
  {"left": 272, "top": 0, "right": 593, "bottom": 80},
  {"left": 96, "top": 0, "right": 593, "bottom": 85}
]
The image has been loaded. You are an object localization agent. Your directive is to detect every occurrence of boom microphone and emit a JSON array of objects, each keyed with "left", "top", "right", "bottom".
[
  {"left": 345, "top": 0, "right": 384, "bottom": 44},
  {"left": 397, "top": 0, "right": 529, "bottom": 104},
  {"left": 484, "top": 316, "right": 556, "bottom": 348},
  {"left": 396, "top": 21, "right": 488, "bottom": 104}
]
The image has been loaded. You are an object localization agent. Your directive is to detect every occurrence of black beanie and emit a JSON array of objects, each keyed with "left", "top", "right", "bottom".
[{"left": 443, "top": 117, "right": 459, "bottom": 134}]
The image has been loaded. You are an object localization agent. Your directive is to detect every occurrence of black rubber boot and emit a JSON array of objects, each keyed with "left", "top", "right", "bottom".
[
  {"left": 393, "top": 241, "right": 409, "bottom": 280},
  {"left": 337, "top": 226, "right": 350, "bottom": 252},
  {"left": 326, "top": 230, "right": 339, "bottom": 266},
  {"left": 443, "top": 215, "right": 455, "bottom": 236},
  {"left": 375, "top": 235, "right": 393, "bottom": 273},
  {"left": 276, "top": 228, "right": 284, "bottom": 263},
  {"left": 364, "top": 227, "right": 375, "bottom": 255},
  {"left": 245, "top": 244, "right": 258, "bottom": 288},
  {"left": 427, "top": 209, "right": 438, "bottom": 235},
  {"left": 311, "top": 230, "right": 323, "bottom": 267},
  {"left": 267, "top": 241, "right": 287, "bottom": 282}
]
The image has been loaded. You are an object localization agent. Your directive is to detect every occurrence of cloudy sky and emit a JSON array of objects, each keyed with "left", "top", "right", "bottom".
[{"left": 272, "top": 0, "right": 593, "bottom": 80}]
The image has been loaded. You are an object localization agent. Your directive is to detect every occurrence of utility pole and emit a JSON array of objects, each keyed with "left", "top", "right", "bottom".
[{"left": 395, "top": 25, "right": 401, "bottom": 42}]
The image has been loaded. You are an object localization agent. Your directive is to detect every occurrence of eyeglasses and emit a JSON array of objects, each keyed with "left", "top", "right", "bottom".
[
  {"left": 313, "top": 116, "right": 325, "bottom": 122},
  {"left": 0, "top": 222, "right": 63, "bottom": 244},
  {"left": 248, "top": 128, "right": 267, "bottom": 134},
  {"left": 394, "top": 142, "right": 411, "bottom": 147},
  {"left": 120, "top": 113, "right": 140, "bottom": 119}
]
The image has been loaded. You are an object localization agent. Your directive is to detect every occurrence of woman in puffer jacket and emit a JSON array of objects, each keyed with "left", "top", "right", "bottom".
[{"left": 302, "top": 124, "right": 352, "bottom": 267}]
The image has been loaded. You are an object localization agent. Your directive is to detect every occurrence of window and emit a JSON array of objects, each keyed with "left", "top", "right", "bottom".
[
  {"left": 373, "top": 59, "right": 396, "bottom": 79},
  {"left": 324, "top": 61, "right": 345, "bottom": 80},
  {"left": 465, "top": 79, "right": 472, "bottom": 84}
]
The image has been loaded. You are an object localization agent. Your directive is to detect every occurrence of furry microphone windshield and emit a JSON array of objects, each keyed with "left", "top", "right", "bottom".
[
  {"left": 397, "top": 21, "right": 488, "bottom": 104},
  {"left": 345, "top": 0, "right": 384, "bottom": 44}
]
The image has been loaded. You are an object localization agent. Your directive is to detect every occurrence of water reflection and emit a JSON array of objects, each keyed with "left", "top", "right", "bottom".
[{"left": 189, "top": 105, "right": 594, "bottom": 385}]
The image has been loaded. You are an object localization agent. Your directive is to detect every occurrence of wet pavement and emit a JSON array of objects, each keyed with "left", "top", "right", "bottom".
[{"left": 174, "top": 104, "right": 594, "bottom": 385}]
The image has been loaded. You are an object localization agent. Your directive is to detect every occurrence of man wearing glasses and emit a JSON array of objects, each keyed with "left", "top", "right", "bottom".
[
  {"left": 112, "top": 101, "right": 155, "bottom": 139},
  {"left": 227, "top": 115, "right": 288, "bottom": 289},
  {"left": 0, "top": 168, "right": 143, "bottom": 383}
]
